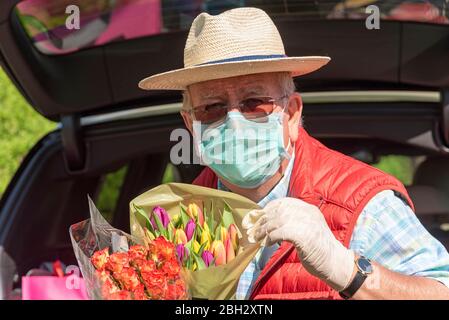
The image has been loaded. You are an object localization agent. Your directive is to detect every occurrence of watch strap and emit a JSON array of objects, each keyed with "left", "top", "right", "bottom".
[{"left": 339, "top": 267, "right": 368, "bottom": 299}]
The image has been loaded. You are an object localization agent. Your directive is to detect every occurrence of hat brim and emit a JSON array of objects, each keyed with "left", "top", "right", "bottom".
[{"left": 138, "top": 56, "right": 331, "bottom": 90}]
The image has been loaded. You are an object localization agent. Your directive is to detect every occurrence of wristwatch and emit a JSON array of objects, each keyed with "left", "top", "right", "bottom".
[{"left": 339, "top": 256, "right": 373, "bottom": 299}]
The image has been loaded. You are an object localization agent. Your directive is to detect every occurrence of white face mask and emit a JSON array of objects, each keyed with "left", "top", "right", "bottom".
[{"left": 193, "top": 111, "right": 291, "bottom": 188}]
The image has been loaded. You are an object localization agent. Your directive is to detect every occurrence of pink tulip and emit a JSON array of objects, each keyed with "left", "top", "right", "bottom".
[
  {"left": 151, "top": 206, "right": 170, "bottom": 229},
  {"left": 211, "top": 240, "right": 226, "bottom": 266},
  {"left": 176, "top": 244, "right": 189, "bottom": 264},
  {"left": 201, "top": 250, "right": 214, "bottom": 267},
  {"left": 225, "top": 238, "right": 235, "bottom": 263},
  {"left": 228, "top": 224, "right": 238, "bottom": 251},
  {"left": 185, "top": 219, "right": 196, "bottom": 241}
]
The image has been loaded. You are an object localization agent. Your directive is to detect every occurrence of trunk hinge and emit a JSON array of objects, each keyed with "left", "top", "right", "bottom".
[{"left": 61, "top": 115, "right": 86, "bottom": 172}]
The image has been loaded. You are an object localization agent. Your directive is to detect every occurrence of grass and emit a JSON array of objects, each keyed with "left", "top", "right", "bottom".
[
  {"left": 0, "top": 66, "right": 414, "bottom": 203},
  {"left": 0, "top": 67, "right": 55, "bottom": 197},
  {"left": 373, "top": 155, "right": 414, "bottom": 186}
]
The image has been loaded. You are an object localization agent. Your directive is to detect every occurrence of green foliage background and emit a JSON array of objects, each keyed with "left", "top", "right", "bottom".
[{"left": 0, "top": 67, "right": 56, "bottom": 195}]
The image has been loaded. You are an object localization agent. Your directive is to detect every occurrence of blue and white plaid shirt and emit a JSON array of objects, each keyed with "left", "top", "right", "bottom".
[{"left": 218, "top": 154, "right": 449, "bottom": 299}]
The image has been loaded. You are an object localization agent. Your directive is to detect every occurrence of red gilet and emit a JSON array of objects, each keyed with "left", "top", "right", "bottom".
[{"left": 193, "top": 127, "right": 414, "bottom": 300}]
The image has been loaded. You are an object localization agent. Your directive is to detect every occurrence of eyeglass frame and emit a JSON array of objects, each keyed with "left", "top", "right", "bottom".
[{"left": 181, "top": 94, "right": 291, "bottom": 123}]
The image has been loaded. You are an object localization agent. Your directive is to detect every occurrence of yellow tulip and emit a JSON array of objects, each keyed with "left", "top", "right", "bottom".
[
  {"left": 187, "top": 203, "right": 198, "bottom": 219},
  {"left": 193, "top": 240, "right": 201, "bottom": 254},
  {"left": 220, "top": 226, "right": 228, "bottom": 242},
  {"left": 187, "top": 203, "right": 204, "bottom": 227},
  {"left": 200, "top": 228, "right": 211, "bottom": 250}
]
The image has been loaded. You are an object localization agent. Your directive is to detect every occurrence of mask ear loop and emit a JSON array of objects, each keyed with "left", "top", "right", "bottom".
[
  {"left": 192, "top": 119, "right": 207, "bottom": 166},
  {"left": 278, "top": 102, "right": 292, "bottom": 161}
]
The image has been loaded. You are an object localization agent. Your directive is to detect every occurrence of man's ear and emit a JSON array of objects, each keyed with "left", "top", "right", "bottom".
[
  {"left": 287, "top": 92, "right": 303, "bottom": 144},
  {"left": 181, "top": 111, "right": 193, "bottom": 133}
]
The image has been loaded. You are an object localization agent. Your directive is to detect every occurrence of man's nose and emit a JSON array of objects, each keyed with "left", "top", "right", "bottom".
[
  {"left": 228, "top": 105, "right": 240, "bottom": 112},
  {"left": 226, "top": 98, "right": 241, "bottom": 112}
]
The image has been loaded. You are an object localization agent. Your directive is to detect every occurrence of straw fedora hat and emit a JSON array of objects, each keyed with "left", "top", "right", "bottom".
[{"left": 138, "top": 7, "right": 330, "bottom": 90}]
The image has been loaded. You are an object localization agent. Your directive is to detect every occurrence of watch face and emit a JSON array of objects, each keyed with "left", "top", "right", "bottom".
[{"left": 357, "top": 258, "right": 373, "bottom": 274}]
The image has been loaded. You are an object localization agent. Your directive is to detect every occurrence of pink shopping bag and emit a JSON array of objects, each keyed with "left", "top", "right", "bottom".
[{"left": 22, "top": 276, "right": 88, "bottom": 300}]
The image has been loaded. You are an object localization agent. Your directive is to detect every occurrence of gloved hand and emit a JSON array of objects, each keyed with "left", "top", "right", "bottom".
[{"left": 243, "top": 197, "right": 355, "bottom": 291}]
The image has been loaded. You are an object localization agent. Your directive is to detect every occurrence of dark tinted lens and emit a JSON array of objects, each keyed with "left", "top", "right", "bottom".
[
  {"left": 240, "top": 97, "right": 274, "bottom": 115},
  {"left": 194, "top": 103, "right": 227, "bottom": 123}
]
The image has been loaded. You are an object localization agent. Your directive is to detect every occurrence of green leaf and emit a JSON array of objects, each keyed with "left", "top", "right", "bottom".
[
  {"left": 192, "top": 224, "right": 198, "bottom": 244},
  {"left": 192, "top": 252, "right": 207, "bottom": 270},
  {"left": 133, "top": 204, "right": 153, "bottom": 232},
  {"left": 197, "top": 241, "right": 207, "bottom": 256},
  {"left": 144, "top": 228, "right": 155, "bottom": 242},
  {"left": 206, "top": 203, "right": 217, "bottom": 235},
  {"left": 221, "top": 201, "right": 235, "bottom": 229},
  {"left": 185, "top": 236, "right": 194, "bottom": 252},
  {"left": 214, "top": 224, "right": 221, "bottom": 242},
  {"left": 195, "top": 223, "right": 203, "bottom": 240},
  {"left": 173, "top": 216, "right": 182, "bottom": 229},
  {"left": 167, "top": 223, "right": 174, "bottom": 242},
  {"left": 180, "top": 204, "right": 191, "bottom": 227},
  {"left": 185, "top": 247, "right": 192, "bottom": 269}
]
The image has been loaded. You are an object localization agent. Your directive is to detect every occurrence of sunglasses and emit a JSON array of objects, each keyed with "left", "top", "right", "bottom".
[{"left": 184, "top": 95, "right": 289, "bottom": 124}]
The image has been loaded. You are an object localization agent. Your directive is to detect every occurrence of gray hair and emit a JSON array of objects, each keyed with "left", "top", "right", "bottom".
[
  {"left": 277, "top": 72, "right": 296, "bottom": 96},
  {"left": 182, "top": 72, "right": 296, "bottom": 111}
]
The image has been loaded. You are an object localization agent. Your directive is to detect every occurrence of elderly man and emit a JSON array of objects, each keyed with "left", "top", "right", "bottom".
[{"left": 139, "top": 7, "right": 449, "bottom": 299}]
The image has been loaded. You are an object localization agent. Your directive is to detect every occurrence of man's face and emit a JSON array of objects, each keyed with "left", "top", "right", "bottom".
[{"left": 181, "top": 72, "right": 303, "bottom": 149}]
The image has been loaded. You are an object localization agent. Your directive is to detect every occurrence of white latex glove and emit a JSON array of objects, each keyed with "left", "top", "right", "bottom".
[{"left": 243, "top": 197, "right": 355, "bottom": 291}]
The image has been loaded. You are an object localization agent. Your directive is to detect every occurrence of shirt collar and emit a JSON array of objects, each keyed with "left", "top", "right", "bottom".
[{"left": 217, "top": 152, "right": 295, "bottom": 207}]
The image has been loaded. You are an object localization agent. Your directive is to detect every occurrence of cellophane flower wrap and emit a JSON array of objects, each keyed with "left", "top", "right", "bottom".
[
  {"left": 70, "top": 196, "right": 189, "bottom": 300},
  {"left": 129, "top": 183, "right": 261, "bottom": 300}
]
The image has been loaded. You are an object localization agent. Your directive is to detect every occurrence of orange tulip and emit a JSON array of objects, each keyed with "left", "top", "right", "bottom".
[
  {"left": 197, "top": 207, "right": 204, "bottom": 227},
  {"left": 225, "top": 238, "right": 235, "bottom": 263},
  {"left": 175, "top": 228, "right": 187, "bottom": 245},
  {"left": 211, "top": 240, "right": 226, "bottom": 266},
  {"left": 228, "top": 224, "right": 238, "bottom": 251}
]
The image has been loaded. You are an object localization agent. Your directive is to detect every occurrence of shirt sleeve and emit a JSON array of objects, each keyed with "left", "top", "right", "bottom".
[{"left": 349, "top": 189, "right": 449, "bottom": 288}]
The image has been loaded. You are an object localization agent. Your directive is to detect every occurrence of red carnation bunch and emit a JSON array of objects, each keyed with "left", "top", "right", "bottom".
[{"left": 90, "top": 236, "right": 188, "bottom": 300}]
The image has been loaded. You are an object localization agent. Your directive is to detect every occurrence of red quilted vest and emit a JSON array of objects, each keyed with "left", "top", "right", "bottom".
[{"left": 193, "top": 127, "right": 414, "bottom": 300}]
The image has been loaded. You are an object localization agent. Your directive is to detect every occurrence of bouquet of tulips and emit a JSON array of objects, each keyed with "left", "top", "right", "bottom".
[
  {"left": 130, "top": 183, "right": 261, "bottom": 300},
  {"left": 133, "top": 202, "right": 240, "bottom": 272},
  {"left": 71, "top": 183, "right": 261, "bottom": 300},
  {"left": 70, "top": 196, "right": 189, "bottom": 300}
]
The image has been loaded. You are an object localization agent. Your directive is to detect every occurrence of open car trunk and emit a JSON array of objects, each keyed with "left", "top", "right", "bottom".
[{"left": 0, "top": 0, "right": 449, "bottom": 297}]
